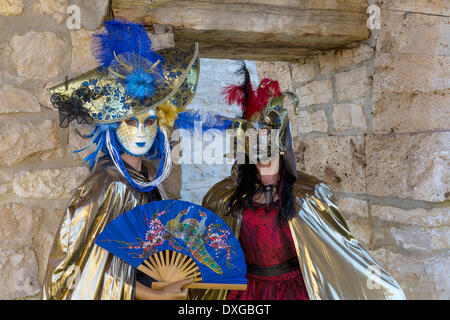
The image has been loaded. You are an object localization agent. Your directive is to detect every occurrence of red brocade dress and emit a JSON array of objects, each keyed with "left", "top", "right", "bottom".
[{"left": 227, "top": 202, "right": 309, "bottom": 300}]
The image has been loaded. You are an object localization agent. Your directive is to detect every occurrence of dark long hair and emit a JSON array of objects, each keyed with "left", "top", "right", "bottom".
[{"left": 227, "top": 157, "right": 297, "bottom": 224}]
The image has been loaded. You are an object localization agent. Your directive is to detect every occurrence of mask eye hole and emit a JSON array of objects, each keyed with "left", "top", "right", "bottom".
[
  {"left": 264, "top": 110, "right": 282, "bottom": 129},
  {"left": 124, "top": 119, "right": 138, "bottom": 127},
  {"left": 144, "top": 118, "right": 156, "bottom": 126}
]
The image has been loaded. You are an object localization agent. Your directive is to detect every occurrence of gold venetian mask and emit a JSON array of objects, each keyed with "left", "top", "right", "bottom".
[
  {"left": 116, "top": 109, "right": 158, "bottom": 156},
  {"left": 230, "top": 95, "right": 290, "bottom": 164}
]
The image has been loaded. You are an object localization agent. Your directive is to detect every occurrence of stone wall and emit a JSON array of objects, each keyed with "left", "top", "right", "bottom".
[
  {"left": 0, "top": 0, "right": 110, "bottom": 299},
  {"left": 254, "top": 0, "right": 449, "bottom": 299}
]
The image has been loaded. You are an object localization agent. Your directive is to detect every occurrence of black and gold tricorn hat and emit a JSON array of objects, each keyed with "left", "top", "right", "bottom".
[{"left": 48, "top": 19, "right": 199, "bottom": 128}]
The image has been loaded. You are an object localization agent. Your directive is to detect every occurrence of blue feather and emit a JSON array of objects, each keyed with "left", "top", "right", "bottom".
[
  {"left": 124, "top": 69, "right": 156, "bottom": 101},
  {"left": 91, "top": 19, "right": 164, "bottom": 69}
]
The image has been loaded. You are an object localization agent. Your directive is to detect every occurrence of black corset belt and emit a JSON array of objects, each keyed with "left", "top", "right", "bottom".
[{"left": 246, "top": 257, "right": 300, "bottom": 277}]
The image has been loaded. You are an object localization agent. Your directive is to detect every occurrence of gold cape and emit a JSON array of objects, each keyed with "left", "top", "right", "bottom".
[
  {"left": 41, "top": 158, "right": 177, "bottom": 300},
  {"left": 188, "top": 170, "right": 406, "bottom": 300}
]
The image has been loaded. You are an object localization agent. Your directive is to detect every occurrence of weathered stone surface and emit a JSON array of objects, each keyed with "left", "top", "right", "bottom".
[
  {"left": 34, "top": 231, "right": 56, "bottom": 284},
  {"left": 0, "top": 85, "right": 40, "bottom": 114},
  {"left": 371, "top": 205, "right": 450, "bottom": 228},
  {"left": 374, "top": 53, "right": 450, "bottom": 94},
  {"left": 378, "top": 10, "right": 450, "bottom": 56},
  {"left": 369, "top": 248, "right": 450, "bottom": 299},
  {"left": 0, "top": 0, "right": 23, "bottom": 16},
  {"left": 385, "top": 225, "right": 450, "bottom": 252},
  {"left": 38, "top": 148, "right": 64, "bottom": 161},
  {"left": 255, "top": 61, "right": 292, "bottom": 91},
  {"left": 291, "top": 109, "right": 328, "bottom": 135},
  {"left": 12, "top": 167, "right": 89, "bottom": 199},
  {"left": 33, "top": 0, "right": 66, "bottom": 24},
  {"left": 71, "top": 0, "right": 109, "bottom": 30},
  {"left": 33, "top": 0, "right": 108, "bottom": 29},
  {"left": 34, "top": 205, "right": 64, "bottom": 283},
  {"left": 333, "top": 103, "right": 367, "bottom": 132},
  {"left": 68, "top": 123, "right": 94, "bottom": 160},
  {"left": 372, "top": 92, "right": 450, "bottom": 134},
  {"left": 335, "top": 66, "right": 371, "bottom": 102},
  {"left": 337, "top": 197, "right": 369, "bottom": 218},
  {"left": 0, "top": 248, "right": 41, "bottom": 299},
  {"left": 0, "top": 203, "right": 42, "bottom": 250},
  {"left": 319, "top": 44, "right": 373, "bottom": 74},
  {"left": 295, "top": 135, "right": 366, "bottom": 193},
  {"left": 295, "top": 80, "right": 333, "bottom": 107},
  {"left": 336, "top": 197, "right": 371, "bottom": 247},
  {"left": 346, "top": 218, "right": 372, "bottom": 248},
  {"left": 366, "top": 132, "right": 450, "bottom": 202},
  {"left": 70, "top": 28, "right": 99, "bottom": 75},
  {"left": 290, "top": 58, "right": 316, "bottom": 85},
  {"left": 381, "top": 0, "right": 450, "bottom": 16},
  {"left": 0, "top": 120, "right": 59, "bottom": 166},
  {"left": 9, "top": 31, "right": 68, "bottom": 80}
]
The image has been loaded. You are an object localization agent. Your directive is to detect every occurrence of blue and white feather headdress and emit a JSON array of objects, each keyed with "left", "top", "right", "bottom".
[{"left": 48, "top": 19, "right": 200, "bottom": 192}]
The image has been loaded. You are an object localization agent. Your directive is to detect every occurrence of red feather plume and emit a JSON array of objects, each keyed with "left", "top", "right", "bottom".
[{"left": 222, "top": 64, "right": 283, "bottom": 119}]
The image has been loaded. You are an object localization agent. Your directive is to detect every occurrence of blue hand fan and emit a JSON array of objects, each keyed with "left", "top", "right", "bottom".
[{"left": 95, "top": 199, "right": 247, "bottom": 290}]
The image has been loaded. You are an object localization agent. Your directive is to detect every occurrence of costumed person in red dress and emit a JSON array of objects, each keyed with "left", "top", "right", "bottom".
[{"left": 188, "top": 63, "right": 406, "bottom": 300}]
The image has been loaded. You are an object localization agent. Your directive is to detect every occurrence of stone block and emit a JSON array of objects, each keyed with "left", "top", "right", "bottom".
[
  {"left": 372, "top": 92, "right": 450, "bottom": 134},
  {"left": 369, "top": 248, "right": 450, "bottom": 299},
  {"left": 71, "top": 0, "right": 109, "bottom": 30},
  {"left": 295, "top": 135, "right": 366, "bottom": 193},
  {"left": 374, "top": 52, "right": 450, "bottom": 94},
  {"left": 9, "top": 31, "right": 68, "bottom": 80},
  {"left": 335, "top": 66, "right": 371, "bottom": 102},
  {"left": 336, "top": 197, "right": 369, "bottom": 219},
  {"left": 0, "top": 0, "right": 23, "bottom": 16},
  {"left": 295, "top": 79, "right": 333, "bottom": 107},
  {"left": 290, "top": 58, "right": 316, "bottom": 85},
  {"left": 319, "top": 44, "right": 373, "bottom": 74},
  {"left": 0, "top": 248, "right": 41, "bottom": 299},
  {"left": 378, "top": 10, "right": 450, "bottom": 56},
  {"left": 371, "top": 205, "right": 450, "bottom": 228},
  {"left": 0, "top": 203, "right": 42, "bottom": 250},
  {"left": 33, "top": 0, "right": 66, "bottom": 23},
  {"left": 0, "top": 120, "right": 59, "bottom": 166},
  {"left": 0, "top": 85, "right": 40, "bottom": 114},
  {"left": 12, "top": 167, "right": 89, "bottom": 199},
  {"left": 70, "top": 28, "right": 99, "bottom": 75},
  {"left": 332, "top": 103, "right": 367, "bottom": 132},
  {"left": 255, "top": 61, "right": 292, "bottom": 91},
  {"left": 366, "top": 132, "right": 450, "bottom": 202},
  {"left": 291, "top": 109, "right": 328, "bottom": 135},
  {"left": 381, "top": 0, "right": 450, "bottom": 16}
]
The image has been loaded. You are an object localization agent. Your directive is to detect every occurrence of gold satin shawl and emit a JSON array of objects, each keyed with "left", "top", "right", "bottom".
[
  {"left": 188, "top": 171, "right": 406, "bottom": 300},
  {"left": 41, "top": 159, "right": 173, "bottom": 300}
]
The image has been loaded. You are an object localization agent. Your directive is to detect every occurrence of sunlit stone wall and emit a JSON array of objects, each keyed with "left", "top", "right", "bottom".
[{"left": 253, "top": 0, "right": 449, "bottom": 300}]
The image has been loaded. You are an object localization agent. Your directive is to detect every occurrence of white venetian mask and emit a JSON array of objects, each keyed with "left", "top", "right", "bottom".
[{"left": 115, "top": 109, "right": 158, "bottom": 156}]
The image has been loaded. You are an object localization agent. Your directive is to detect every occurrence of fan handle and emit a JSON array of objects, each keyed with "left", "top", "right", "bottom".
[{"left": 152, "top": 281, "right": 247, "bottom": 291}]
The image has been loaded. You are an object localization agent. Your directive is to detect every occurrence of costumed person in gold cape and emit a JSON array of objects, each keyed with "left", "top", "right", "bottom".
[
  {"left": 41, "top": 20, "right": 199, "bottom": 300},
  {"left": 188, "top": 63, "right": 406, "bottom": 300}
]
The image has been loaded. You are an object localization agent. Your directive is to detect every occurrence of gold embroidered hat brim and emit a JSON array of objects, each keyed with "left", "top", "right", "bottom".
[{"left": 48, "top": 42, "right": 199, "bottom": 124}]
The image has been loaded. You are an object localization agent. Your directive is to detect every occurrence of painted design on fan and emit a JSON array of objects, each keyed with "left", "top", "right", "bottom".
[
  {"left": 165, "top": 208, "right": 223, "bottom": 274},
  {"left": 105, "top": 205, "right": 240, "bottom": 274}
]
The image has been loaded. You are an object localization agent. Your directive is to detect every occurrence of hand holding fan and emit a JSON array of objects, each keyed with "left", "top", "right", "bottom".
[{"left": 95, "top": 200, "right": 247, "bottom": 290}]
